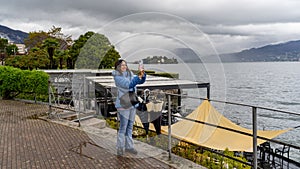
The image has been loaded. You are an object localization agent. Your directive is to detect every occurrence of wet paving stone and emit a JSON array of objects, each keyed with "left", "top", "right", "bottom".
[{"left": 0, "top": 100, "right": 177, "bottom": 169}]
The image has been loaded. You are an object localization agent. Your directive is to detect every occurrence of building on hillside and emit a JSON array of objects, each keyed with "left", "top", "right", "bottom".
[
  {"left": 8, "top": 41, "right": 27, "bottom": 55},
  {"left": 15, "top": 44, "right": 26, "bottom": 54}
]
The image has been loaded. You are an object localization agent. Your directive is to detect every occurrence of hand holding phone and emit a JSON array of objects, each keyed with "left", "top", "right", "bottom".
[{"left": 138, "top": 60, "right": 144, "bottom": 78}]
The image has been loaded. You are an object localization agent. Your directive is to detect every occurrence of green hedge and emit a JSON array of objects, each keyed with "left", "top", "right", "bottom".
[
  {"left": 132, "top": 69, "right": 179, "bottom": 79},
  {"left": 147, "top": 72, "right": 179, "bottom": 79},
  {"left": 0, "top": 66, "right": 49, "bottom": 99}
]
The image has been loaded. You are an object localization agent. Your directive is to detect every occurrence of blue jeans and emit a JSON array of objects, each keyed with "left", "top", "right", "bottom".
[{"left": 117, "top": 108, "right": 136, "bottom": 150}]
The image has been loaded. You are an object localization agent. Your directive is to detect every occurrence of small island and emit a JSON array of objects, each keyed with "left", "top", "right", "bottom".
[{"left": 134, "top": 56, "right": 178, "bottom": 64}]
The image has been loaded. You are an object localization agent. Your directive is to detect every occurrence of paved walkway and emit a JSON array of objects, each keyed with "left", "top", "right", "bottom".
[{"left": 0, "top": 100, "right": 204, "bottom": 169}]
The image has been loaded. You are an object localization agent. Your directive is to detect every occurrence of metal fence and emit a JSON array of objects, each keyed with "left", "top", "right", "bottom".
[{"left": 164, "top": 92, "right": 300, "bottom": 169}]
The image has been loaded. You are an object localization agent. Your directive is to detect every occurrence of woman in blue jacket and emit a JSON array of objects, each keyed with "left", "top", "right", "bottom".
[{"left": 112, "top": 59, "right": 146, "bottom": 156}]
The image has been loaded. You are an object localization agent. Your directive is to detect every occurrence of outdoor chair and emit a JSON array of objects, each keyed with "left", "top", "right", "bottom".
[
  {"left": 259, "top": 142, "right": 273, "bottom": 163},
  {"left": 273, "top": 145, "right": 290, "bottom": 168}
]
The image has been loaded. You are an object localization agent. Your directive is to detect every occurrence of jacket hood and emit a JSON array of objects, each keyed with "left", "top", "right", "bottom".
[{"left": 112, "top": 70, "right": 120, "bottom": 77}]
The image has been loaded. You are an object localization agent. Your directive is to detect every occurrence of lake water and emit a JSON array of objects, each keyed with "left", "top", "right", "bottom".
[{"left": 129, "top": 61, "right": 300, "bottom": 162}]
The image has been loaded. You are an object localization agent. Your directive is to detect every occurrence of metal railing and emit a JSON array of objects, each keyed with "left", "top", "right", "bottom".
[
  {"left": 164, "top": 92, "right": 300, "bottom": 169},
  {"left": 46, "top": 75, "right": 300, "bottom": 168}
]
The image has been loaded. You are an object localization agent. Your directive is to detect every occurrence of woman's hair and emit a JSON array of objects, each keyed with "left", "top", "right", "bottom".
[
  {"left": 115, "top": 59, "right": 125, "bottom": 70},
  {"left": 115, "top": 59, "right": 130, "bottom": 75}
]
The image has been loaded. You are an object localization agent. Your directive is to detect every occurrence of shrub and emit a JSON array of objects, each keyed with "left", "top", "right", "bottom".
[{"left": 0, "top": 66, "right": 49, "bottom": 99}]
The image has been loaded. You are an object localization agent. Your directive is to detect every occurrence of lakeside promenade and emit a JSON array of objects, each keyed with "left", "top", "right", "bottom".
[{"left": 0, "top": 99, "right": 204, "bottom": 169}]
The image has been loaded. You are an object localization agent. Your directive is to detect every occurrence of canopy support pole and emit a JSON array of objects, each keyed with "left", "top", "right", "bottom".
[{"left": 168, "top": 94, "right": 172, "bottom": 160}]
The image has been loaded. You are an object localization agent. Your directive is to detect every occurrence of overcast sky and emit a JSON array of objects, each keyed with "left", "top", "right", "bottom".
[{"left": 2, "top": 0, "right": 300, "bottom": 56}]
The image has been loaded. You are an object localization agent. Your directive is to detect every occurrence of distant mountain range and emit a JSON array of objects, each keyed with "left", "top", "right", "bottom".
[
  {"left": 174, "top": 40, "right": 300, "bottom": 62},
  {"left": 220, "top": 40, "right": 300, "bottom": 62},
  {"left": 0, "top": 25, "right": 28, "bottom": 44}
]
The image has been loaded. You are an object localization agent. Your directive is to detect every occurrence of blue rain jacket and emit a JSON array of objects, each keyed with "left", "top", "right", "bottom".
[{"left": 112, "top": 70, "right": 146, "bottom": 109}]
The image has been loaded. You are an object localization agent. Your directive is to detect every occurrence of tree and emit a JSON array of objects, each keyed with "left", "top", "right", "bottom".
[
  {"left": 0, "top": 38, "right": 8, "bottom": 50},
  {"left": 55, "top": 49, "right": 69, "bottom": 69},
  {"left": 6, "top": 44, "right": 18, "bottom": 56},
  {"left": 42, "top": 38, "right": 59, "bottom": 69},
  {"left": 24, "top": 26, "right": 72, "bottom": 50},
  {"left": 48, "top": 26, "right": 72, "bottom": 50},
  {"left": 23, "top": 26, "right": 72, "bottom": 69},
  {"left": 5, "top": 55, "right": 24, "bottom": 69},
  {"left": 24, "top": 31, "right": 49, "bottom": 50},
  {"left": 0, "top": 38, "right": 8, "bottom": 65},
  {"left": 75, "top": 33, "right": 112, "bottom": 69},
  {"left": 26, "top": 49, "right": 49, "bottom": 70},
  {"left": 69, "top": 31, "right": 95, "bottom": 69},
  {"left": 98, "top": 46, "right": 121, "bottom": 69},
  {"left": 5, "top": 49, "right": 49, "bottom": 70}
]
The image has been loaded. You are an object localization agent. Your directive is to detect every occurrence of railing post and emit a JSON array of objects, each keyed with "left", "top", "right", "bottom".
[
  {"left": 252, "top": 106, "right": 258, "bottom": 169},
  {"left": 168, "top": 94, "right": 172, "bottom": 160},
  {"left": 78, "top": 86, "right": 81, "bottom": 127},
  {"left": 48, "top": 80, "right": 52, "bottom": 118},
  {"left": 83, "top": 75, "right": 86, "bottom": 112}
]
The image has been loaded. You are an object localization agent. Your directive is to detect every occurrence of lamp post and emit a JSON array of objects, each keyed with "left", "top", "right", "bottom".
[{"left": 12, "top": 48, "right": 16, "bottom": 57}]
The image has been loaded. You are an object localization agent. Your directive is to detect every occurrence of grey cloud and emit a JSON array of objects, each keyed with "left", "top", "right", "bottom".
[{"left": 2, "top": 0, "right": 300, "bottom": 53}]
